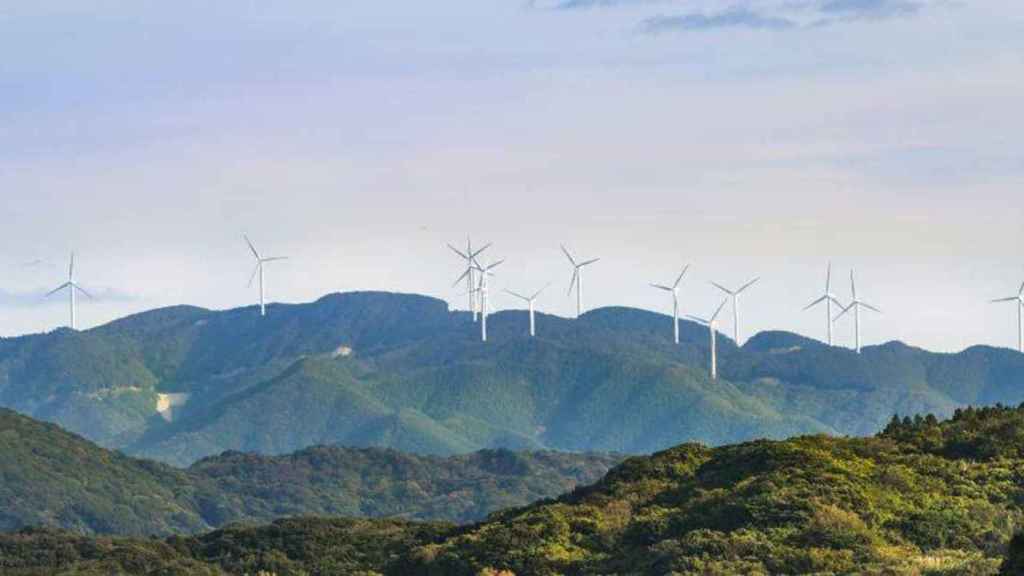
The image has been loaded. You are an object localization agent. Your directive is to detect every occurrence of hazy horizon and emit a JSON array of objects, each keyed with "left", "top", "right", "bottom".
[{"left": 2, "top": 1, "right": 1023, "bottom": 352}]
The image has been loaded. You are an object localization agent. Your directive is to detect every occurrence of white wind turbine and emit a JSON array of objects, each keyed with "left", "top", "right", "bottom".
[
  {"left": 687, "top": 298, "right": 729, "bottom": 380},
  {"left": 448, "top": 238, "right": 491, "bottom": 322},
  {"left": 834, "top": 270, "right": 881, "bottom": 354},
  {"left": 46, "top": 252, "right": 92, "bottom": 330},
  {"left": 470, "top": 258, "right": 504, "bottom": 342},
  {"left": 562, "top": 245, "right": 600, "bottom": 318},
  {"left": 651, "top": 265, "right": 690, "bottom": 344},
  {"left": 505, "top": 283, "right": 550, "bottom": 337},
  {"left": 803, "top": 262, "right": 843, "bottom": 346},
  {"left": 245, "top": 235, "right": 288, "bottom": 317},
  {"left": 991, "top": 280, "right": 1024, "bottom": 353},
  {"left": 711, "top": 277, "right": 760, "bottom": 344}
]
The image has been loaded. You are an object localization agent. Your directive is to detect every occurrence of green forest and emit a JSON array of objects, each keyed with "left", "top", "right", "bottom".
[{"left": 7, "top": 403, "right": 1024, "bottom": 574}]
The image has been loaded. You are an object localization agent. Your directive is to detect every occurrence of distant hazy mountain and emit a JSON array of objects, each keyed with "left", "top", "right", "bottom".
[
  {"left": 1, "top": 291, "right": 1022, "bottom": 466},
  {"left": 0, "top": 408, "right": 620, "bottom": 535}
]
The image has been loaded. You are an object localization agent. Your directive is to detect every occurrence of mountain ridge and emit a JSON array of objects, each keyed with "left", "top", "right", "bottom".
[{"left": 2, "top": 291, "right": 1022, "bottom": 466}]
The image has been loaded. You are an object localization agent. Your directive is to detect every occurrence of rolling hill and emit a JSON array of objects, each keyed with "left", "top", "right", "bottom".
[
  {"left": 0, "top": 408, "right": 620, "bottom": 535},
  {"left": 6, "top": 404, "right": 1024, "bottom": 575},
  {"left": 2, "top": 291, "right": 1023, "bottom": 466}
]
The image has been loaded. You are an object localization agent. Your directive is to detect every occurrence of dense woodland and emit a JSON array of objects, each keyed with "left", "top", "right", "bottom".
[
  {"left": 8, "top": 404, "right": 1024, "bottom": 574},
  {"left": 0, "top": 408, "right": 619, "bottom": 535}
]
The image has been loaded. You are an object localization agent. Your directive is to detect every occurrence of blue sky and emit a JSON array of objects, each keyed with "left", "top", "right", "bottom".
[{"left": 1, "top": 1, "right": 1023, "bottom": 352}]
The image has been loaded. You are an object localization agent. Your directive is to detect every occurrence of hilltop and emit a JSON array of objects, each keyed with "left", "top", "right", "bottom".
[
  {"left": 7, "top": 404, "right": 1024, "bottom": 575},
  {"left": 1, "top": 291, "right": 1023, "bottom": 465},
  {"left": 0, "top": 408, "right": 620, "bottom": 535}
]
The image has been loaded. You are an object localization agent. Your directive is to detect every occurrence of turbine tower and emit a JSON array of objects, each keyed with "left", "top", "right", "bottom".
[
  {"left": 470, "top": 258, "right": 504, "bottom": 342},
  {"left": 803, "top": 262, "right": 843, "bottom": 346},
  {"left": 834, "top": 270, "right": 881, "bottom": 354},
  {"left": 448, "top": 238, "right": 491, "bottom": 322},
  {"left": 505, "top": 283, "right": 550, "bottom": 337},
  {"left": 562, "top": 245, "right": 600, "bottom": 318},
  {"left": 651, "top": 265, "right": 690, "bottom": 344},
  {"left": 991, "top": 280, "right": 1024, "bottom": 352},
  {"left": 711, "top": 277, "right": 760, "bottom": 344},
  {"left": 245, "top": 235, "right": 288, "bottom": 317},
  {"left": 46, "top": 252, "right": 92, "bottom": 330},
  {"left": 687, "top": 298, "right": 729, "bottom": 380}
]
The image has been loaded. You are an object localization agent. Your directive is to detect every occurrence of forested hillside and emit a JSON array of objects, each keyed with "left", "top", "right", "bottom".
[
  {"left": 2, "top": 291, "right": 1023, "bottom": 465},
  {"left": 7, "top": 404, "right": 1024, "bottom": 575},
  {"left": 0, "top": 408, "right": 619, "bottom": 535}
]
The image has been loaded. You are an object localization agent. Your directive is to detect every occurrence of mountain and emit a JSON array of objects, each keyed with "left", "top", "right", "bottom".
[
  {"left": 7, "top": 404, "right": 1024, "bottom": 575},
  {"left": 0, "top": 408, "right": 620, "bottom": 535},
  {"left": 2, "top": 291, "right": 1024, "bottom": 466}
]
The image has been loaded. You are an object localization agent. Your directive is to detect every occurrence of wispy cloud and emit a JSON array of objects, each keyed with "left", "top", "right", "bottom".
[
  {"left": 642, "top": 8, "right": 797, "bottom": 33},
  {"left": 815, "top": 0, "right": 924, "bottom": 24},
  {"left": 553, "top": 0, "right": 942, "bottom": 34},
  {"left": 553, "top": 0, "right": 662, "bottom": 9}
]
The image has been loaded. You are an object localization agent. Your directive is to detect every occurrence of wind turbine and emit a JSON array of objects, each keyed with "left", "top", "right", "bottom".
[
  {"left": 711, "top": 277, "right": 760, "bottom": 344},
  {"left": 991, "top": 280, "right": 1024, "bottom": 352},
  {"left": 470, "top": 258, "right": 504, "bottom": 342},
  {"left": 505, "top": 283, "right": 550, "bottom": 337},
  {"left": 45, "top": 252, "right": 92, "bottom": 330},
  {"left": 448, "top": 238, "right": 491, "bottom": 322},
  {"left": 687, "top": 298, "right": 729, "bottom": 380},
  {"left": 651, "top": 265, "right": 690, "bottom": 344},
  {"left": 244, "top": 235, "right": 288, "bottom": 317},
  {"left": 562, "top": 245, "right": 600, "bottom": 318},
  {"left": 834, "top": 270, "right": 881, "bottom": 354},
  {"left": 803, "top": 262, "right": 843, "bottom": 346}
]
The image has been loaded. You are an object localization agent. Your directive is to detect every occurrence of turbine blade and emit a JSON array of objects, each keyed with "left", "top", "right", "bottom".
[
  {"left": 531, "top": 282, "right": 552, "bottom": 299},
  {"left": 579, "top": 258, "right": 600, "bottom": 267},
  {"left": 45, "top": 282, "right": 71, "bottom": 297},
  {"left": 861, "top": 302, "right": 882, "bottom": 313},
  {"left": 850, "top": 270, "right": 857, "bottom": 300},
  {"left": 504, "top": 289, "right": 528, "bottom": 301},
  {"left": 1019, "top": 280, "right": 1024, "bottom": 296},
  {"left": 673, "top": 264, "right": 690, "bottom": 288},
  {"left": 568, "top": 270, "right": 578, "bottom": 296},
  {"left": 262, "top": 256, "right": 289, "bottom": 262},
  {"left": 247, "top": 264, "right": 260, "bottom": 288},
  {"left": 710, "top": 281, "right": 733, "bottom": 295},
  {"left": 68, "top": 252, "right": 75, "bottom": 280},
  {"left": 244, "top": 235, "right": 260, "bottom": 259},
  {"left": 452, "top": 267, "right": 471, "bottom": 287},
  {"left": 825, "top": 261, "right": 832, "bottom": 291},
  {"left": 834, "top": 303, "right": 854, "bottom": 322},
  {"left": 651, "top": 283, "right": 672, "bottom": 292},
  {"left": 486, "top": 259, "right": 504, "bottom": 271},
  {"left": 710, "top": 298, "right": 729, "bottom": 322},
  {"left": 470, "top": 242, "right": 492, "bottom": 259},
  {"left": 560, "top": 245, "right": 577, "bottom": 266},
  {"left": 992, "top": 297, "right": 1020, "bottom": 303},
  {"left": 736, "top": 277, "right": 760, "bottom": 294},
  {"left": 803, "top": 295, "right": 827, "bottom": 311},
  {"left": 447, "top": 243, "right": 469, "bottom": 260},
  {"left": 73, "top": 284, "right": 94, "bottom": 299}
]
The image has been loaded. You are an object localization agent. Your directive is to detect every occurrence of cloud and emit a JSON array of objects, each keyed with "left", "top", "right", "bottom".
[
  {"left": 553, "top": 0, "right": 668, "bottom": 9},
  {"left": 814, "top": 0, "right": 924, "bottom": 24},
  {"left": 641, "top": 8, "right": 797, "bottom": 33}
]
